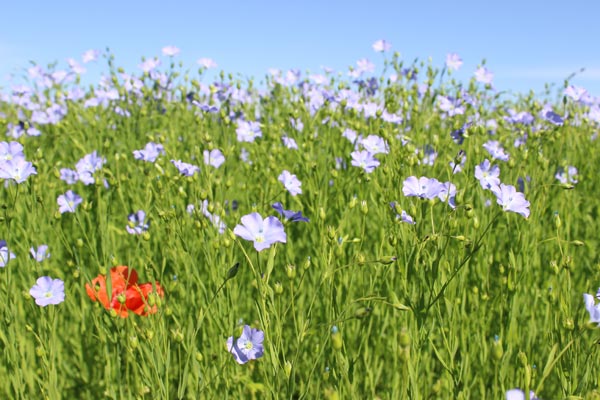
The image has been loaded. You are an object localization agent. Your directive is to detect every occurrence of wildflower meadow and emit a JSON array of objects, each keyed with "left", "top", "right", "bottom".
[{"left": 1, "top": 43, "right": 600, "bottom": 399}]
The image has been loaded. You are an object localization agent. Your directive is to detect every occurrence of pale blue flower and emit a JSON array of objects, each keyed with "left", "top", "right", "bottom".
[
  {"left": 30, "top": 245, "right": 50, "bottom": 262},
  {"left": 0, "top": 240, "right": 16, "bottom": 267},
  {"left": 493, "top": 184, "right": 530, "bottom": 218},
  {"left": 233, "top": 212, "right": 286, "bottom": 252},
  {"left": 133, "top": 142, "right": 165, "bottom": 162},
  {"left": 57, "top": 190, "right": 83, "bottom": 214},
  {"left": 226, "top": 325, "right": 264, "bottom": 364},
  {"left": 475, "top": 159, "right": 501, "bottom": 190},
  {"left": 203, "top": 149, "right": 225, "bottom": 169},
  {"left": 445, "top": 53, "right": 463, "bottom": 71},
  {"left": 126, "top": 210, "right": 149, "bottom": 235},
  {"left": 29, "top": 277, "right": 65, "bottom": 307},
  {"left": 351, "top": 150, "right": 379, "bottom": 173},
  {"left": 278, "top": 170, "right": 302, "bottom": 196}
]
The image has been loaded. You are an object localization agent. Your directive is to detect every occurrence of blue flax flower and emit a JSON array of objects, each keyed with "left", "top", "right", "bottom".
[
  {"left": 389, "top": 202, "right": 415, "bottom": 224},
  {"left": 57, "top": 190, "right": 83, "bottom": 214},
  {"left": 351, "top": 150, "right": 380, "bottom": 173},
  {"left": 126, "top": 210, "right": 149, "bottom": 234},
  {"left": 278, "top": 170, "right": 302, "bottom": 196},
  {"left": 506, "top": 389, "right": 538, "bottom": 400},
  {"left": 272, "top": 202, "right": 309, "bottom": 222},
  {"left": 29, "top": 277, "right": 65, "bottom": 307},
  {"left": 0, "top": 157, "right": 37, "bottom": 183},
  {"left": 133, "top": 142, "right": 165, "bottom": 162},
  {"left": 30, "top": 245, "right": 50, "bottom": 262},
  {"left": 171, "top": 159, "right": 199, "bottom": 176},
  {"left": 475, "top": 159, "right": 501, "bottom": 190},
  {"left": 226, "top": 325, "right": 265, "bottom": 364},
  {"left": 493, "top": 184, "right": 530, "bottom": 218},
  {"left": 483, "top": 141, "right": 509, "bottom": 162},
  {"left": 203, "top": 149, "right": 225, "bottom": 169},
  {"left": 233, "top": 212, "right": 286, "bottom": 252},
  {"left": 583, "top": 290, "right": 600, "bottom": 326},
  {"left": 402, "top": 176, "right": 444, "bottom": 200},
  {"left": 0, "top": 240, "right": 16, "bottom": 267},
  {"left": 555, "top": 166, "right": 578, "bottom": 185}
]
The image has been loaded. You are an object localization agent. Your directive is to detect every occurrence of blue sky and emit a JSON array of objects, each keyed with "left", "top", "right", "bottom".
[{"left": 1, "top": 0, "right": 599, "bottom": 97}]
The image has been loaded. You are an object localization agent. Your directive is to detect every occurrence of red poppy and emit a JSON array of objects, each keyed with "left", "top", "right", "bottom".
[{"left": 85, "top": 266, "right": 164, "bottom": 318}]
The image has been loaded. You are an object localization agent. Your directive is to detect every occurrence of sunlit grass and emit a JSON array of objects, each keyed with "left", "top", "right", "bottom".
[{"left": 0, "top": 51, "right": 599, "bottom": 399}]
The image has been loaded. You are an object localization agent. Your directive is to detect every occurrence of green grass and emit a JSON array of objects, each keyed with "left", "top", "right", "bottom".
[{"left": 0, "top": 54, "right": 599, "bottom": 399}]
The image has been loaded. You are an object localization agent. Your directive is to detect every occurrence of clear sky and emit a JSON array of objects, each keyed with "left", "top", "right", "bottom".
[{"left": 1, "top": 0, "right": 599, "bottom": 97}]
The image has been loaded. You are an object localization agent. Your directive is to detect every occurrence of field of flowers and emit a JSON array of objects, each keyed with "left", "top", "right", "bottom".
[{"left": 0, "top": 42, "right": 599, "bottom": 399}]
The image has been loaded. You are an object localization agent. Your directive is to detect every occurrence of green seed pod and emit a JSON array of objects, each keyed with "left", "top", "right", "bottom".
[
  {"left": 399, "top": 330, "right": 411, "bottom": 347},
  {"left": 284, "top": 361, "right": 292, "bottom": 378},
  {"left": 303, "top": 256, "right": 311, "bottom": 270},
  {"left": 286, "top": 264, "right": 296, "bottom": 279},
  {"left": 319, "top": 207, "right": 326, "bottom": 221},
  {"left": 491, "top": 339, "right": 503, "bottom": 361},
  {"left": 274, "top": 282, "right": 283, "bottom": 295},
  {"left": 331, "top": 326, "right": 343, "bottom": 350},
  {"left": 360, "top": 200, "right": 368, "bottom": 215},
  {"left": 554, "top": 213, "right": 562, "bottom": 228},
  {"left": 348, "top": 196, "right": 357, "bottom": 209}
]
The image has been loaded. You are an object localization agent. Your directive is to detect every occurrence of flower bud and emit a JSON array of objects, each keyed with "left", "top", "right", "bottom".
[
  {"left": 399, "top": 329, "right": 411, "bottom": 347},
  {"left": 491, "top": 338, "right": 503, "bottom": 361},
  {"left": 360, "top": 200, "right": 368, "bottom": 215},
  {"left": 319, "top": 207, "right": 326, "bottom": 221},
  {"left": 554, "top": 212, "right": 561, "bottom": 228},
  {"left": 274, "top": 282, "right": 283, "bottom": 295},
  {"left": 348, "top": 196, "right": 357, "bottom": 209},
  {"left": 303, "top": 256, "right": 311, "bottom": 270},
  {"left": 286, "top": 264, "right": 296, "bottom": 279},
  {"left": 331, "top": 326, "right": 343, "bottom": 350},
  {"left": 284, "top": 361, "right": 292, "bottom": 378}
]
